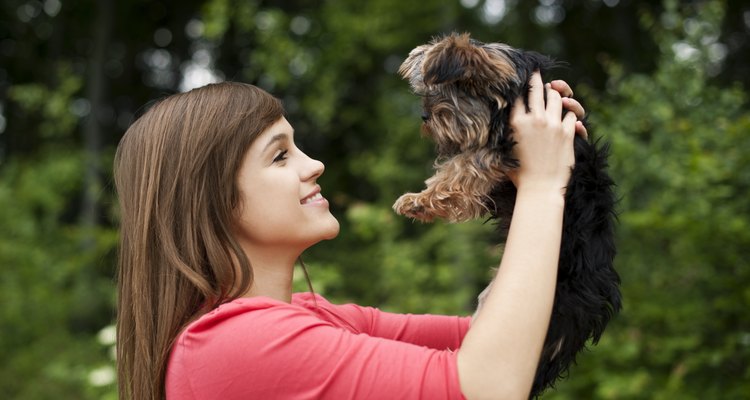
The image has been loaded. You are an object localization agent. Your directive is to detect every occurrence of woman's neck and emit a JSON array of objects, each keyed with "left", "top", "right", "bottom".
[{"left": 240, "top": 246, "right": 299, "bottom": 303}]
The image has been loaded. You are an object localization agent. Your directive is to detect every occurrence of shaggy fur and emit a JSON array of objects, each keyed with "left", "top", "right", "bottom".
[{"left": 394, "top": 33, "right": 621, "bottom": 398}]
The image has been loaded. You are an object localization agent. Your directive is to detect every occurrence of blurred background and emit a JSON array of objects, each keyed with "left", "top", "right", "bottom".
[{"left": 1, "top": 0, "right": 748, "bottom": 398}]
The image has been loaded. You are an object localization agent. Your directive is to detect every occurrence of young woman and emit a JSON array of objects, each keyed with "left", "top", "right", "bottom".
[{"left": 115, "top": 72, "right": 587, "bottom": 400}]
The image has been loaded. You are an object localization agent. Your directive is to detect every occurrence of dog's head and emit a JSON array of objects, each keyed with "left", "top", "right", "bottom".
[{"left": 399, "top": 33, "right": 555, "bottom": 161}]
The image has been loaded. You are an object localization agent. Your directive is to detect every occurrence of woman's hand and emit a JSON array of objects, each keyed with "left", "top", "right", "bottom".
[
  {"left": 506, "top": 72, "right": 581, "bottom": 196},
  {"left": 550, "top": 79, "right": 588, "bottom": 139}
]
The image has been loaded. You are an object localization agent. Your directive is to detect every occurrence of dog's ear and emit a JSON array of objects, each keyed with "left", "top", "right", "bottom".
[
  {"left": 422, "top": 33, "right": 518, "bottom": 89},
  {"left": 399, "top": 44, "right": 431, "bottom": 94}
]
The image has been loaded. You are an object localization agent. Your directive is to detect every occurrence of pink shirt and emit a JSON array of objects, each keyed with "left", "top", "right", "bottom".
[{"left": 166, "top": 293, "right": 471, "bottom": 399}]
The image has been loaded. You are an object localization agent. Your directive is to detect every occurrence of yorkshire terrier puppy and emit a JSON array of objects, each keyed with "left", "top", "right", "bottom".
[{"left": 394, "top": 33, "right": 621, "bottom": 398}]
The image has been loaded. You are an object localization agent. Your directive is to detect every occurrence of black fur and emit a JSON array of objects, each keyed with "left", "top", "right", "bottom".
[{"left": 486, "top": 49, "right": 621, "bottom": 399}]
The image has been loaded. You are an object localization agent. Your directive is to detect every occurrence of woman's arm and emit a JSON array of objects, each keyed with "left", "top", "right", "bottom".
[
  {"left": 305, "top": 293, "right": 471, "bottom": 350},
  {"left": 457, "top": 72, "right": 579, "bottom": 400}
]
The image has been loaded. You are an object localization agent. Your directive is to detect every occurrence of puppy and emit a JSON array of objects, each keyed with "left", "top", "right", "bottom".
[{"left": 394, "top": 33, "right": 621, "bottom": 398}]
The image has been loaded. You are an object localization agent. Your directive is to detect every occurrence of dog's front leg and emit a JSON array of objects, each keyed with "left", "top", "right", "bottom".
[{"left": 393, "top": 151, "right": 506, "bottom": 222}]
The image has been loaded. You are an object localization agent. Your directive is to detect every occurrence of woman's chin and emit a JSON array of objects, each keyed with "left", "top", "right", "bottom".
[
  {"left": 304, "top": 218, "right": 340, "bottom": 249},
  {"left": 321, "top": 218, "right": 341, "bottom": 240}
]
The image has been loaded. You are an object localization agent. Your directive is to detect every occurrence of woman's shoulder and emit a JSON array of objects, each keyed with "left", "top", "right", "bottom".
[
  {"left": 175, "top": 293, "right": 346, "bottom": 344},
  {"left": 171, "top": 292, "right": 371, "bottom": 363},
  {"left": 182, "top": 294, "right": 325, "bottom": 336},
  {"left": 291, "top": 291, "right": 333, "bottom": 308}
]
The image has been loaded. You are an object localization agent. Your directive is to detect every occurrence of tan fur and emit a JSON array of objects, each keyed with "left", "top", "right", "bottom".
[
  {"left": 393, "top": 148, "right": 508, "bottom": 222},
  {"left": 427, "top": 97, "right": 491, "bottom": 152},
  {"left": 394, "top": 33, "right": 521, "bottom": 222}
]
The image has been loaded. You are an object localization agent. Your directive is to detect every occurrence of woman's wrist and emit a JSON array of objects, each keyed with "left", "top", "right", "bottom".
[{"left": 515, "top": 182, "right": 567, "bottom": 207}]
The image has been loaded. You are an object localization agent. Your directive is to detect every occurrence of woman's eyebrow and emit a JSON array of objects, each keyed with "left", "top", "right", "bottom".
[{"left": 262, "top": 133, "right": 289, "bottom": 153}]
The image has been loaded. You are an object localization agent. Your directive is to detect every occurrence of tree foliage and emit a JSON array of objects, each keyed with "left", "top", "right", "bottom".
[
  {"left": 548, "top": 1, "right": 750, "bottom": 398},
  {"left": 0, "top": 0, "right": 748, "bottom": 398}
]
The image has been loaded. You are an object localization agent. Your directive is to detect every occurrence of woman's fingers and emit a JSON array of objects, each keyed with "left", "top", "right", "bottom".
[
  {"left": 561, "top": 97, "right": 585, "bottom": 120},
  {"left": 528, "top": 72, "right": 545, "bottom": 114},
  {"left": 551, "top": 80, "right": 588, "bottom": 140},
  {"left": 515, "top": 73, "right": 587, "bottom": 139},
  {"left": 509, "top": 92, "right": 527, "bottom": 120},
  {"left": 562, "top": 111, "right": 577, "bottom": 137},
  {"left": 544, "top": 83, "right": 563, "bottom": 121},
  {"left": 549, "top": 80, "right": 573, "bottom": 98},
  {"left": 575, "top": 121, "right": 588, "bottom": 140},
  {"left": 549, "top": 79, "right": 585, "bottom": 120}
]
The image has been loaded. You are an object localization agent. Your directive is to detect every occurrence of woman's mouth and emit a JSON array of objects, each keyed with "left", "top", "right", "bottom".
[{"left": 301, "top": 192, "right": 324, "bottom": 205}]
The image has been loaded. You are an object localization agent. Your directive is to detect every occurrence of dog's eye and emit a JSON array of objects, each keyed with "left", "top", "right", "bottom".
[{"left": 421, "top": 111, "right": 430, "bottom": 122}]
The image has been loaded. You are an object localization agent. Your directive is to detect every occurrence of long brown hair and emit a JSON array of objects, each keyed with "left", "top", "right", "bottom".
[{"left": 114, "top": 82, "right": 284, "bottom": 400}]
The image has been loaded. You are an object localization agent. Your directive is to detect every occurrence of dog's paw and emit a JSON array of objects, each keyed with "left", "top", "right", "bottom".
[{"left": 393, "top": 193, "right": 434, "bottom": 222}]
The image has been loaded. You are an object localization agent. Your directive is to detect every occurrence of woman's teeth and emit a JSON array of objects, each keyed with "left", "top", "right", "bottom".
[{"left": 301, "top": 193, "right": 323, "bottom": 204}]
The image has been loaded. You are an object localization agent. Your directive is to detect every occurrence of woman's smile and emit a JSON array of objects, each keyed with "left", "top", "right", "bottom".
[{"left": 300, "top": 185, "right": 328, "bottom": 206}]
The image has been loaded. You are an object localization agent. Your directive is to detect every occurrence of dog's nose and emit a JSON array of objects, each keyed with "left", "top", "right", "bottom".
[{"left": 421, "top": 112, "right": 430, "bottom": 122}]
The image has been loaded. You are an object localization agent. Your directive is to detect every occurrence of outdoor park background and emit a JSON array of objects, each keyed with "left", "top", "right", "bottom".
[{"left": 1, "top": 0, "right": 749, "bottom": 398}]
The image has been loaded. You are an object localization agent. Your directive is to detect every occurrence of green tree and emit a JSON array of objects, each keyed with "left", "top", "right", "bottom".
[
  {"left": 0, "top": 95, "right": 117, "bottom": 398},
  {"left": 0, "top": 1, "right": 206, "bottom": 397},
  {"left": 549, "top": 1, "right": 750, "bottom": 398}
]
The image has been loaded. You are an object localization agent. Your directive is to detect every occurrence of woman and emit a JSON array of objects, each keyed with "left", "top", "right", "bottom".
[{"left": 115, "top": 72, "right": 587, "bottom": 399}]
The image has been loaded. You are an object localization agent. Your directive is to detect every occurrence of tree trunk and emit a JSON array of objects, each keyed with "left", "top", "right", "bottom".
[{"left": 80, "top": 0, "right": 114, "bottom": 246}]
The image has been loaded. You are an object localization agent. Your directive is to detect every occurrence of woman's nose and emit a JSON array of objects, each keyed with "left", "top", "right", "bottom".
[{"left": 301, "top": 153, "right": 324, "bottom": 181}]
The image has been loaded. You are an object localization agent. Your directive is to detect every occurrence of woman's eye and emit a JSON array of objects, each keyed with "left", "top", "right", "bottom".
[{"left": 273, "top": 150, "right": 288, "bottom": 163}]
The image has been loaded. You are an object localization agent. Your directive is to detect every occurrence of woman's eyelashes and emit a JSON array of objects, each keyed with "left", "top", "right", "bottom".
[{"left": 272, "top": 149, "right": 289, "bottom": 163}]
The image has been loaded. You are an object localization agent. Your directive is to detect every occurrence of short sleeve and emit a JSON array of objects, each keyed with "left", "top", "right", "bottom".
[{"left": 166, "top": 298, "right": 467, "bottom": 400}]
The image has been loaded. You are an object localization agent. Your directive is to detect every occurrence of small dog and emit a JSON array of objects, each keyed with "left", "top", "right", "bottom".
[{"left": 394, "top": 33, "right": 621, "bottom": 398}]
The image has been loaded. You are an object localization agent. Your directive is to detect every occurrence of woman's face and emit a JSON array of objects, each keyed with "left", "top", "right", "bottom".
[{"left": 233, "top": 117, "right": 340, "bottom": 256}]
